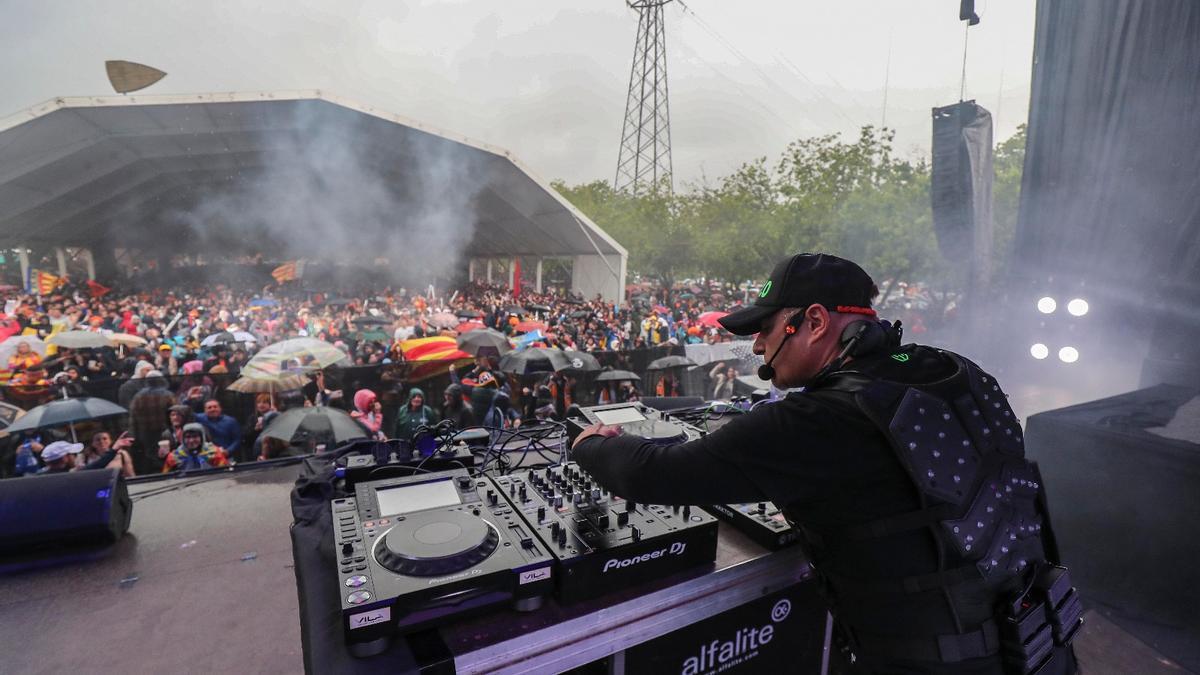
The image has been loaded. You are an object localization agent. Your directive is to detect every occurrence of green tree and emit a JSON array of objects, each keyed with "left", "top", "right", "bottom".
[
  {"left": 552, "top": 124, "right": 1025, "bottom": 299},
  {"left": 552, "top": 179, "right": 695, "bottom": 286},
  {"left": 991, "top": 124, "right": 1026, "bottom": 278},
  {"left": 678, "top": 158, "right": 787, "bottom": 282}
]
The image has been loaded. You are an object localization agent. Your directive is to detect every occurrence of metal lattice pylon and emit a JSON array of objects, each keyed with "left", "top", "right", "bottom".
[{"left": 614, "top": 0, "right": 674, "bottom": 195}]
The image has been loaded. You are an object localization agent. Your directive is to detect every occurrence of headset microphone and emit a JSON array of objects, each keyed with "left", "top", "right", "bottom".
[
  {"left": 757, "top": 356, "right": 778, "bottom": 382},
  {"left": 757, "top": 319, "right": 800, "bottom": 381}
]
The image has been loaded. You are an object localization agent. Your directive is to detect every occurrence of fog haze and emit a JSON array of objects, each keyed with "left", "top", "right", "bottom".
[{"left": 0, "top": 0, "right": 1035, "bottom": 185}]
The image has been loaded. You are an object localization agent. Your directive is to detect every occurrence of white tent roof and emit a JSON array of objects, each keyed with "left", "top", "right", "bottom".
[{"left": 0, "top": 91, "right": 626, "bottom": 262}]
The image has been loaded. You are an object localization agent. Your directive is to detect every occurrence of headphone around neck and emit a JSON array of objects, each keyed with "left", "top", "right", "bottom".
[{"left": 757, "top": 311, "right": 903, "bottom": 382}]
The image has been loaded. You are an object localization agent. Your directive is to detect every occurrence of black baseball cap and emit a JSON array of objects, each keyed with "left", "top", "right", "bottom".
[{"left": 718, "top": 253, "right": 878, "bottom": 335}]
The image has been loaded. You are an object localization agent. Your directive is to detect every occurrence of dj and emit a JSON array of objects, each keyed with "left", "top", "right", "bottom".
[{"left": 573, "top": 253, "right": 1078, "bottom": 675}]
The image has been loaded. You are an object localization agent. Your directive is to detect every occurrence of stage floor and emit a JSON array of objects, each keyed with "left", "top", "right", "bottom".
[{"left": 0, "top": 464, "right": 1191, "bottom": 674}]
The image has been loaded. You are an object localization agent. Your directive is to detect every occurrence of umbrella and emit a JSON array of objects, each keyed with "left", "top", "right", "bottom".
[
  {"left": 525, "top": 304, "right": 551, "bottom": 313},
  {"left": 108, "top": 333, "right": 148, "bottom": 349},
  {"left": 455, "top": 309, "right": 484, "bottom": 319},
  {"left": 560, "top": 350, "right": 601, "bottom": 373},
  {"left": 352, "top": 330, "right": 392, "bottom": 343},
  {"left": 647, "top": 355, "right": 697, "bottom": 370},
  {"left": 47, "top": 331, "right": 112, "bottom": 350},
  {"left": 4, "top": 397, "right": 127, "bottom": 442},
  {"left": 249, "top": 298, "right": 278, "bottom": 307},
  {"left": 261, "top": 406, "right": 368, "bottom": 446},
  {"left": 456, "top": 329, "right": 512, "bottom": 356},
  {"left": 429, "top": 312, "right": 458, "bottom": 329},
  {"left": 515, "top": 330, "right": 546, "bottom": 348},
  {"left": 352, "top": 315, "right": 390, "bottom": 326},
  {"left": 227, "top": 372, "right": 308, "bottom": 394},
  {"left": 596, "top": 369, "right": 640, "bottom": 382},
  {"left": 201, "top": 330, "right": 257, "bottom": 347},
  {"left": 696, "top": 311, "right": 729, "bottom": 328},
  {"left": 0, "top": 400, "right": 25, "bottom": 438},
  {"left": 499, "top": 347, "right": 571, "bottom": 374},
  {"left": 455, "top": 320, "right": 486, "bottom": 334},
  {"left": 514, "top": 320, "right": 548, "bottom": 334},
  {"left": 0, "top": 335, "right": 47, "bottom": 364},
  {"left": 653, "top": 305, "right": 670, "bottom": 314},
  {"left": 251, "top": 337, "right": 348, "bottom": 368},
  {"left": 504, "top": 305, "right": 524, "bottom": 314}
]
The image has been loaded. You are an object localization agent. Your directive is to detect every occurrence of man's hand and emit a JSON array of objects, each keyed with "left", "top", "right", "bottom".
[{"left": 572, "top": 423, "right": 622, "bottom": 448}]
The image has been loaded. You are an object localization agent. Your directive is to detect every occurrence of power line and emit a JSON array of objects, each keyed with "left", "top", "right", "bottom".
[
  {"left": 675, "top": 1, "right": 846, "bottom": 135},
  {"left": 676, "top": 0, "right": 863, "bottom": 132}
]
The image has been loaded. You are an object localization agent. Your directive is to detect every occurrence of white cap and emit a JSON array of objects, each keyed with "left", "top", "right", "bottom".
[{"left": 42, "top": 441, "right": 84, "bottom": 462}]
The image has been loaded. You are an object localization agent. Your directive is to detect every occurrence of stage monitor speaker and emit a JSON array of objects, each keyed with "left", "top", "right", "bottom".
[
  {"left": 0, "top": 468, "right": 132, "bottom": 555},
  {"left": 931, "top": 100, "right": 994, "bottom": 262}
]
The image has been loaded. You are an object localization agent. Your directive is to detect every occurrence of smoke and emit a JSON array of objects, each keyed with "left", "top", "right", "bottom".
[{"left": 161, "top": 99, "right": 489, "bottom": 289}]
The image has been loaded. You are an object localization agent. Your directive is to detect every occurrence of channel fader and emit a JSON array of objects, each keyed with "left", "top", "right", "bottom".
[{"left": 491, "top": 462, "right": 718, "bottom": 604}]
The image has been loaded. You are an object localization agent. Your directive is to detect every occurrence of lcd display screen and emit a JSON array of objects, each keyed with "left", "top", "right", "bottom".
[
  {"left": 375, "top": 478, "right": 461, "bottom": 515},
  {"left": 593, "top": 407, "right": 647, "bottom": 425}
]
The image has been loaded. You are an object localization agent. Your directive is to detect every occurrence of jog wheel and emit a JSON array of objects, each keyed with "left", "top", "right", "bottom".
[
  {"left": 375, "top": 510, "right": 499, "bottom": 577},
  {"left": 640, "top": 420, "right": 689, "bottom": 445}
]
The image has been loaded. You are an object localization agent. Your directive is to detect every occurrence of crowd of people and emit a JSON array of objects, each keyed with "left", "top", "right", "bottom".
[{"left": 0, "top": 271, "right": 752, "bottom": 479}]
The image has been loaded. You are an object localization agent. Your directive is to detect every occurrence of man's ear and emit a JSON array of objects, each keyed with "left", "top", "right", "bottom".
[{"left": 805, "top": 304, "right": 832, "bottom": 342}]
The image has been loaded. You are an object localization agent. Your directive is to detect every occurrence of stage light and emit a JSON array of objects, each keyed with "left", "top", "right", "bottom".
[
  {"left": 1030, "top": 343, "right": 1049, "bottom": 360},
  {"left": 1058, "top": 346, "right": 1079, "bottom": 363},
  {"left": 1067, "top": 298, "right": 1089, "bottom": 317},
  {"left": 1037, "top": 297, "right": 1056, "bottom": 314}
]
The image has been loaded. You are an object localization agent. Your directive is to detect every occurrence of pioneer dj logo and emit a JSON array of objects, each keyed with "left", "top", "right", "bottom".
[
  {"left": 428, "top": 568, "right": 484, "bottom": 585},
  {"left": 602, "top": 541, "right": 686, "bottom": 573}
]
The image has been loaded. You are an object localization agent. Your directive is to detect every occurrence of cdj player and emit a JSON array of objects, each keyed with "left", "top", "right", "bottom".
[
  {"left": 565, "top": 402, "right": 703, "bottom": 446},
  {"left": 493, "top": 462, "right": 719, "bottom": 604},
  {"left": 332, "top": 468, "right": 554, "bottom": 656}
]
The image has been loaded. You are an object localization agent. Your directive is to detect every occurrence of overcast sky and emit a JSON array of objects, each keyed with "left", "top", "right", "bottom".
[{"left": 0, "top": 0, "right": 1035, "bottom": 186}]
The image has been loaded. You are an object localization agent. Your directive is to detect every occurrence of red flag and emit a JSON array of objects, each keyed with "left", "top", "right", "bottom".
[
  {"left": 86, "top": 279, "right": 112, "bottom": 298},
  {"left": 512, "top": 259, "right": 522, "bottom": 297}
]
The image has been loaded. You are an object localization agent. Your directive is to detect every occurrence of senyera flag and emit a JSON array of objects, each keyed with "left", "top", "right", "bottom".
[
  {"left": 31, "top": 270, "right": 62, "bottom": 295},
  {"left": 271, "top": 260, "right": 306, "bottom": 283},
  {"left": 399, "top": 336, "right": 473, "bottom": 381}
]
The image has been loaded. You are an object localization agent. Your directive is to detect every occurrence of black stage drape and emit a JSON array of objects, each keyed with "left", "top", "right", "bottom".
[{"left": 1015, "top": 1, "right": 1200, "bottom": 287}]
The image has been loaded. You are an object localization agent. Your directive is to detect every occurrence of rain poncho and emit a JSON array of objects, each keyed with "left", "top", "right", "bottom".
[{"left": 393, "top": 387, "right": 439, "bottom": 442}]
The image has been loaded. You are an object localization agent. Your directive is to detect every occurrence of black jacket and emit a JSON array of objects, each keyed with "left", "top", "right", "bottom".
[{"left": 574, "top": 345, "right": 1076, "bottom": 675}]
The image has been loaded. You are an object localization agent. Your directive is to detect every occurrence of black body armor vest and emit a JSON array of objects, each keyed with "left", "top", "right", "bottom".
[{"left": 793, "top": 348, "right": 1055, "bottom": 667}]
